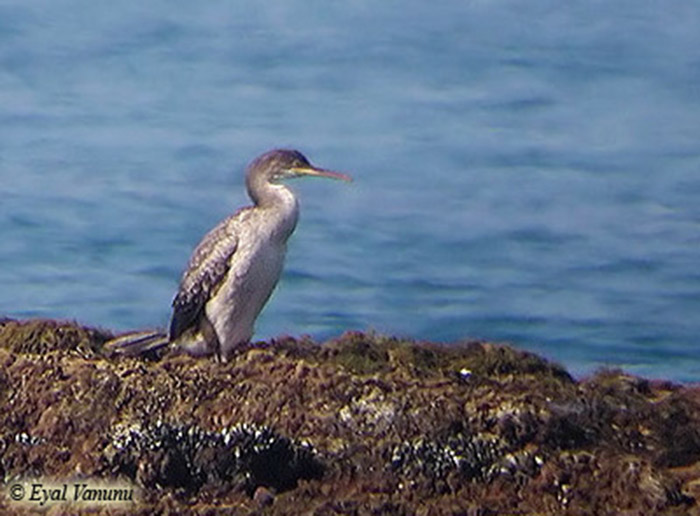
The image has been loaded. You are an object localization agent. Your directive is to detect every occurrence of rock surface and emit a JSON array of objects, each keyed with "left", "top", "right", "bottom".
[{"left": 1, "top": 318, "right": 699, "bottom": 515}]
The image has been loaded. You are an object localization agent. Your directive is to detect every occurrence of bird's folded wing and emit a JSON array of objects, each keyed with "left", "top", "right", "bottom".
[{"left": 169, "top": 213, "right": 241, "bottom": 340}]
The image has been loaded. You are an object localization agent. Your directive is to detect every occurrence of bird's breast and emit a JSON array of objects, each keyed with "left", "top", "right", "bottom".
[{"left": 205, "top": 208, "right": 295, "bottom": 354}]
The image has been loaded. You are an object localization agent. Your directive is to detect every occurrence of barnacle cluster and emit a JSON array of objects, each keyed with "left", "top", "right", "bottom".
[
  {"left": 389, "top": 424, "right": 545, "bottom": 493},
  {"left": 390, "top": 431, "right": 505, "bottom": 486},
  {"left": 106, "top": 421, "right": 323, "bottom": 496}
]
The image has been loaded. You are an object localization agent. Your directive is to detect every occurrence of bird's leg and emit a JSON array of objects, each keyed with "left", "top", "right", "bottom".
[{"left": 200, "top": 316, "right": 224, "bottom": 362}]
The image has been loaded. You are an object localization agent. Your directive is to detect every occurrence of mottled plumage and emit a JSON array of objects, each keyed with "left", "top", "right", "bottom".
[
  {"left": 106, "top": 149, "right": 351, "bottom": 360},
  {"left": 170, "top": 213, "right": 240, "bottom": 342}
]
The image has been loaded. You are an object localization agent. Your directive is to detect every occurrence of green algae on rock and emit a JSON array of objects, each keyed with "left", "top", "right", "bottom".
[{"left": 0, "top": 318, "right": 699, "bottom": 515}]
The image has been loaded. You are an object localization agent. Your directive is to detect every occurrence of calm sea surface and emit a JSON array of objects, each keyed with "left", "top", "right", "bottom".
[{"left": 1, "top": 1, "right": 699, "bottom": 380}]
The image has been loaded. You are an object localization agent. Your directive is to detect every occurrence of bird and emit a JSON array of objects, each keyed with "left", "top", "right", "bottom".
[{"left": 105, "top": 149, "right": 351, "bottom": 360}]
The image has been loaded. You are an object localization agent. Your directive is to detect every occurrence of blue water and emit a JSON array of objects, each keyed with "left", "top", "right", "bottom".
[{"left": 1, "top": 1, "right": 699, "bottom": 381}]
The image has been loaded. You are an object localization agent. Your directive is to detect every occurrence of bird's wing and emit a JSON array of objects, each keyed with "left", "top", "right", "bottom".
[{"left": 169, "top": 212, "right": 242, "bottom": 340}]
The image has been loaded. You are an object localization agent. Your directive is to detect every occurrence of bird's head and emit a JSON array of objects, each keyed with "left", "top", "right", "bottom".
[{"left": 247, "top": 149, "right": 352, "bottom": 185}]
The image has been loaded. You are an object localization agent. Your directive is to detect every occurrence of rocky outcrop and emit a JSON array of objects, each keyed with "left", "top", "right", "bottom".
[{"left": 1, "top": 318, "right": 699, "bottom": 515}]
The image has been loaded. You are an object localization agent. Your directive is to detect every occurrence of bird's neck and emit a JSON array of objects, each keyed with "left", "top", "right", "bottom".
[{"left": 248, "top": 182, "right": 299, "bottom": 241}]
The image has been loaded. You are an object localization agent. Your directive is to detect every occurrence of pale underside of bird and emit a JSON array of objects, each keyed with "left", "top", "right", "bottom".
[{"left": 105, "top": 149, "right": 351, "bottom": 360}]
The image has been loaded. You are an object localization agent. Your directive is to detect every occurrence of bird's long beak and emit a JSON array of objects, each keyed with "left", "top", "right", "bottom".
[{"left": 289, "top": 166, "right": 353, "bottom": 182}]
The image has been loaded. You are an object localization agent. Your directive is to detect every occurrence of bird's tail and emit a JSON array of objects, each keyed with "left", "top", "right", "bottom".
[{"left": 103, "top": 329, "right": 170, "bottom": 356}]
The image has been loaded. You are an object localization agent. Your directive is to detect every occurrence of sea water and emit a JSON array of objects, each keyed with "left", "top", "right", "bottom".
[{"left": 1, "top": 1, "right": 699, "bottom": 381}]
